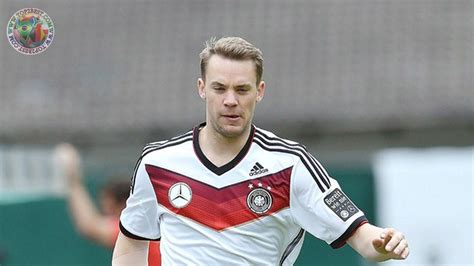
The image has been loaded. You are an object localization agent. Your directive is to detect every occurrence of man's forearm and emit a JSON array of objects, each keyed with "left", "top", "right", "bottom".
[{"left": 68, "top": 181, "right": 102, "bottom": 236}]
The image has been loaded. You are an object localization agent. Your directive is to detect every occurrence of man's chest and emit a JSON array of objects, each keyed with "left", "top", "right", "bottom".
[{"left": 145, "top": 162, "right": 293, "bottom": 231}]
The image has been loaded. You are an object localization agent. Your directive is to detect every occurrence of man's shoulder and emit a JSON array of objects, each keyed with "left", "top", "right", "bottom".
[
  {"left": 141, "top": 129, "right": 194, "bottom": 157},
  {"left": 254, "top": 126, "right": 306, "bottom": 149}
]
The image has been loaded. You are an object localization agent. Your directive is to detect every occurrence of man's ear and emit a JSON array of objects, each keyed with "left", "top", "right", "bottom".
[
  {"left": 256, "top": 81, "right": 265, "bottom": 102},
  {"left": 197, "top": 78, "right": 206, "bottom": 99}
]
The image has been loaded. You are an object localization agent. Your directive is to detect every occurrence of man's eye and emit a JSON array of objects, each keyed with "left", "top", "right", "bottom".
[{"left": 214, "top": 87, "right": 225, "bottom": 91}]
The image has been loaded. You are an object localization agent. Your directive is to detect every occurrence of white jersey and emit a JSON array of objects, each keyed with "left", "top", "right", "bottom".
[{"left": 120, "top": 123, "right": 367, "bottom": 265}]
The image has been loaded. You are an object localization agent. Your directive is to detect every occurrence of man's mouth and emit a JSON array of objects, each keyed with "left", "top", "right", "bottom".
[{"left": 222, "top": 114, "right": 241, "bottom": 120}]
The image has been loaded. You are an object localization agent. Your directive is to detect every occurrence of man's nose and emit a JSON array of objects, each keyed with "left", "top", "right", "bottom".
[{"left": 223, "top": 91, "right": 238, "bottom": 106}]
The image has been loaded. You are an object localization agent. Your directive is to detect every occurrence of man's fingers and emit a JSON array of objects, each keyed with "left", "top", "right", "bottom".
[
  {"left": 376, "top": 228, "right": 409, "bottom": 259},
  {"left": 393, "top": 239, "right": 408, "bottom": 255},
  {"left": 380, "top": 228, "right": 395, "bottom": 239},
  {"left": 382, "top": 233, "right": 392, "bottom": 249},
  {"left": 400, "top": 247, "right": 410, "bottom": 259},
  {"left": 385, "top": 232, "right": 405, "bottom": 252}
]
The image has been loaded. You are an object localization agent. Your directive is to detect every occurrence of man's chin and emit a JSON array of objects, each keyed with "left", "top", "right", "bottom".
[{"left": 218, "top": 124, "right": 247, "bottom": 138}]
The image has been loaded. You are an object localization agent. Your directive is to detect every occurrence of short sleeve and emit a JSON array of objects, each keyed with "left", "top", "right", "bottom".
[
  {"left": 119, "top": 155, "right": 161, "bottom": 241},
  {"left": 290, "top": 158, "right": 367, "bottom": 249}
]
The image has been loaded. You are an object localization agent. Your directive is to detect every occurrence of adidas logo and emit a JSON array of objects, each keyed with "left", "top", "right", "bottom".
[{"left": 249, "top": 162, "right": 268, "bottom": 176}]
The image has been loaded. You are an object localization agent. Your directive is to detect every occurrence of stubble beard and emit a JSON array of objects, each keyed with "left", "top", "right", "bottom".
[{"left": 213, "top": 118, "right": 251, "bottom": 139}]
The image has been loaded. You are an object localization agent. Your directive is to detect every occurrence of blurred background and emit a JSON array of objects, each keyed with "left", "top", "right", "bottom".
[{"left": 0, "top": 0, "right": 472, "bottom": 265}]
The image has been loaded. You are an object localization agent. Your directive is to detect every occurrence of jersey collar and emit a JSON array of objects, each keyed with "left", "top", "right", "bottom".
[{"left": 193, "top": 122, "right": 255, "bottom": 176}]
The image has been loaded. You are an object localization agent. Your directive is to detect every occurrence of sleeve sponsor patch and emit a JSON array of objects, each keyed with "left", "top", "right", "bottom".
[{"left": 324, "top": 188, "right": 359, "bottom": 222}]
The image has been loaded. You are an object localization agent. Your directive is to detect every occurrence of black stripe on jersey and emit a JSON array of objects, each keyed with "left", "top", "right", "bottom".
[
  {"left": 253, "top": 137, "right": 329, "bottom": 192},
  {"left": 280, "top": 229, "right": 305, "bottom": 265},
  {"left": 307, "top": 153, "right": 331, "bottom": 186},
  {"left": 130, "top": 132, "right": 193, "bottom": 194},
  {"left": 142, "top": 140, "right": 167, "bottom": 155},
  {"left": 255, "top": 130, "right": 331, "bottom": 187},
  {"left": 258, "top": 130, "right": 331, "bottom": 185},
  {"left": 119, "top": 221, "right": 160, "bottom": 241},
  {"left": 256, "top": 162, "right": 264, "bottom": 169},
  {"left": 330, "top": 215, "right": 368, "bottom": 249},
  {"left": 130, "top": 158, "right": 142, "bottom": 195},
  {"left": 254, "top": 138, "right": 325, "bottom": 192},
  {"left": 143, "top": 131, "right": 193, "bottom": 154}
]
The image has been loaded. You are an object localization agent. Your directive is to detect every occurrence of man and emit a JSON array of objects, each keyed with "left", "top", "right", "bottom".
[
  {"left": 113, "top": 37, "right": 409, "bottom": 265},
  {"left": 54, "top": 143, "right": 161, "bottom": 265}
]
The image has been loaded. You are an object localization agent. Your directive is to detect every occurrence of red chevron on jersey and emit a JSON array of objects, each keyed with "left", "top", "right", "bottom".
[{"left": 145, "top": 164, "right": 292, "bottom": 231}]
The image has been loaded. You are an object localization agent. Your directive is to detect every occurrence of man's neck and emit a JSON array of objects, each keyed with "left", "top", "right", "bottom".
[{"left": 198, "top": 125, "right": 251, "bottom": 167}]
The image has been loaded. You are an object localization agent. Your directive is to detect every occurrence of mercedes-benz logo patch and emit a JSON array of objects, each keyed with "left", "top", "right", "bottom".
[
  {"left": 168, "top": 182, "right": 192, "bottom": 208},
  {"left": 247, "top": 188, "right": 272, "bottom": 214}
]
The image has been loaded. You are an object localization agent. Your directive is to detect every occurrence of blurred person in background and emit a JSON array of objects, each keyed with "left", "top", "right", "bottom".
[
  {"left": 113, "top": 37, "right": 409, "bottom": 265},
  {"left": 54, "top": 143, "right": 161, "bottom": 265}
]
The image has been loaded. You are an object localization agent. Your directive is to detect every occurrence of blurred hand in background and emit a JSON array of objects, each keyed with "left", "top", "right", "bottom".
[{"left": 54, "top": 143, "right": 161, "bottom": 264}]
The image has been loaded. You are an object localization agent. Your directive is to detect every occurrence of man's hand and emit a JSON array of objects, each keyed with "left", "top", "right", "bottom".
[
  {"left": 348, "top": 223, "right": 409, "bottom": 262},
  {"left": 372, "top": 228, "right": 409, "bottom": 260},
  {"left": 54, "top": 143, "right": 83, "bottom": 186}
]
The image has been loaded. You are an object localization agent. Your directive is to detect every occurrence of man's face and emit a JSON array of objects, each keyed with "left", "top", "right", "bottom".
[{"left": 198, "top": 55, "right": 265, "bottom": 138}]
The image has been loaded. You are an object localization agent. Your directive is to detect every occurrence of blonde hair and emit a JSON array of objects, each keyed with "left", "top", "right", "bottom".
[{"left": 199, "top": 37, "right": 264, "bottom": 84}]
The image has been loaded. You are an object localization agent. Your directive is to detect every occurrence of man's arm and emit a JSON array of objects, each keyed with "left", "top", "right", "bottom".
[
  {"left": 55, "top": 143, "right": 115, "bottom": 248},
  {"left": 347, "top": 223, "right": 409, "bottom": 262},
  {"left": 112, "top": 232, "right": 149, "bottom": 265}
]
